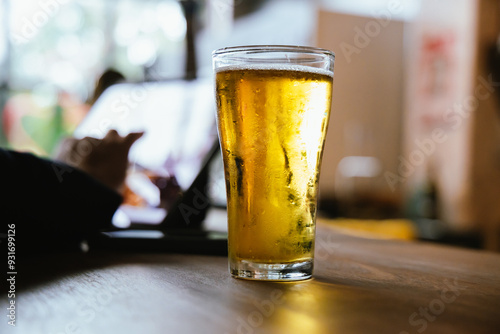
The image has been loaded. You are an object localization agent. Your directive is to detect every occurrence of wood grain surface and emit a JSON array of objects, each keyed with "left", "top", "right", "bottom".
[{"left": 2, "top": 223, "right": 500, "bottom": 334}]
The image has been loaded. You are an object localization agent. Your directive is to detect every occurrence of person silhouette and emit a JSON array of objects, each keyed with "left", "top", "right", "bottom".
[{"left": 1, "top": 130, "right": 143, "bottom": 253}]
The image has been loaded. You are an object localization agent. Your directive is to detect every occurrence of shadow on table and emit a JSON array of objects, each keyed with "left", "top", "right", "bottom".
[{"left": 17, "top": 250, "right": 181, "bottom": 291}]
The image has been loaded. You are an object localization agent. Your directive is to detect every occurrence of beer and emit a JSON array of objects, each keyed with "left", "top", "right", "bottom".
[{"left": 215, "top": 65, "right": 333, "bottom": 267}]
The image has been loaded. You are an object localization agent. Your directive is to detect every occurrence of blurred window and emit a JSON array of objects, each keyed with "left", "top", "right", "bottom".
[
  {"left": 1, "top": 0, "right": 188, "bottom": 154},
  {"left": 0, "top": 0, "right": 315, "bottom": 154},
  {"left": 319, "top": 0, "right": 420, "bottom": 20}
]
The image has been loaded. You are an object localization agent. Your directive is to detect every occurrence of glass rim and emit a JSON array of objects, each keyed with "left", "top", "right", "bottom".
[{"left": 212, "top": 45, "right": 335, "bottom": 59}]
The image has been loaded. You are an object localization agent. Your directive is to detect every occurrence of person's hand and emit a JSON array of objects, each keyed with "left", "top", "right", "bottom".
[{"left": 56, "top": 130, "right": 144, "bottom": 194}]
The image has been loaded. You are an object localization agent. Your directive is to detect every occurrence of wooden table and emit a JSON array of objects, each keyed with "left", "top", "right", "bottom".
[{"left": 3, "top": 223, "right": 500, "bottom": 334}]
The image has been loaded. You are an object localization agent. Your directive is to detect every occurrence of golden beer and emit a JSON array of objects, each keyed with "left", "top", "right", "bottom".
[
  {"left": 214, "top": 46, "right": 334, "bottom": 280},
  {"left": 216, "top": 66, "right": 332, "bottom": 269}
]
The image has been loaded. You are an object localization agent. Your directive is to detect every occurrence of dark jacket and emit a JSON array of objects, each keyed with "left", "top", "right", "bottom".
[{"left": 1, "top": 149, "right": 122, "bottom": 253}]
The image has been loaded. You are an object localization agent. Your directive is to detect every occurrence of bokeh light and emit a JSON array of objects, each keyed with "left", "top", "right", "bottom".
[
  {"left": 157, "top": 0, "right": 186, "bottom": 42},
  {"left": 127, "top": 37, "right": 158, "bottom": 66}
]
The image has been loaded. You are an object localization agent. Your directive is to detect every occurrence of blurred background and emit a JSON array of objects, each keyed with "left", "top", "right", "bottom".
[{"left": 1, "top": 0, "right": 500, "bottom": 250}]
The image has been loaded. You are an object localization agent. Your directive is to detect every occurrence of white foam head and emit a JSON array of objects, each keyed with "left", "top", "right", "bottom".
[{"left": 215, "top": 64, "right": 333, "bottom": 78}]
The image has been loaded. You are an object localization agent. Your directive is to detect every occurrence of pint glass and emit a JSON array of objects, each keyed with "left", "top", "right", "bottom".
[{"left": 213, "top": 46, "right": 334, "bottom": 281}]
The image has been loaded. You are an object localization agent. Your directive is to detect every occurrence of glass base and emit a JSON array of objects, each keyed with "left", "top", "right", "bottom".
[{"left": 230, "top": 259, "right": 313, "bottom": 281}]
